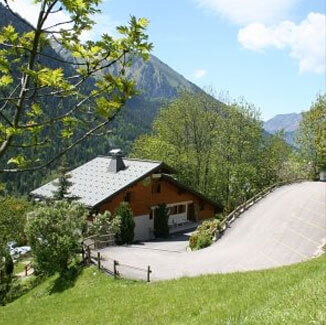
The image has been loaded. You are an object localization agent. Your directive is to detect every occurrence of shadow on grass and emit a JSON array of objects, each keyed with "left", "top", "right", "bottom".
[{"left": 49, "top": 265, "right": 83, "bottom": 295}]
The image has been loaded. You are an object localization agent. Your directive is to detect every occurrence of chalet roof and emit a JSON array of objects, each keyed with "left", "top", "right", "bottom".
[{"left": 30, "top": 157, "right": 167, "bottom": 208}]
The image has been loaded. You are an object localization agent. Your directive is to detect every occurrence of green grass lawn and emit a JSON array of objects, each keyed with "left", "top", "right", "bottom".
[
  {"left": 13, "top": 252, "right": 32, "bottom": 275},
  {"left": 1, "top": 255, "right": 325, "bottom": 325}
]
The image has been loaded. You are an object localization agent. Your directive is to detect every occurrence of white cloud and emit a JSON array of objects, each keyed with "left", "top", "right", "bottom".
[
  {"left": 193, "top": 69, "right": 208, "bottom": 79},
  {"left": 1, "top": 0, "right": 71, "bottom": 31},
  {"left": 238, "top": 12, "right": 326, "bottom": 74},
  {"left": 1, "top": 0, "right": 118, "bottom": 41},
  {"left": 195, "top": 0, "right": 298, "bottom": 25}
]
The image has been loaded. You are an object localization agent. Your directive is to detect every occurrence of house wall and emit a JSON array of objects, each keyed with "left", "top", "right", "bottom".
[{"left": 98, "top": 177, "right": 217, "bottom": 221}]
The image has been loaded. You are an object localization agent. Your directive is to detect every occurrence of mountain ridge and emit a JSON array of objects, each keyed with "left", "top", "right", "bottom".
[
  {"left": 263, "top": 112, "right": 302, "bottom": 146},
  {"left": 264, "top": 113, "right": 302, "bottom": 134},
  {"left": 0, "top": 3, "right": 214, "bottom": 194}
]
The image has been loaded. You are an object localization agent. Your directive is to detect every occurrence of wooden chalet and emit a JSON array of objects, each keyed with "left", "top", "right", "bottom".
[{"left": 31, "top": 150, "right": 222, "bottom": 241}]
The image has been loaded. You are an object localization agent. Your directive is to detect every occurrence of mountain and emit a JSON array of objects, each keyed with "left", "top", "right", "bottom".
[
  {"left": 264, "top": 113, "right": 302, "bottom": 146},
  {"left": 0, "top": 3, "right": 209, "bottom": 194},
  {"left": 264, "top": 113, "right": 302, "bottom": 134}
]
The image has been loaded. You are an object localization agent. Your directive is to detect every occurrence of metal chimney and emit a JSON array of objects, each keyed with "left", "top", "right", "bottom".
[{"left": 108, "top": 149, "right": 126, "bottom": 173}]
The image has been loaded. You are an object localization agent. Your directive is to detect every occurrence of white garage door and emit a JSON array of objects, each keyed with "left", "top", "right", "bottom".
[{"left": 134, "top": 215, "right": 152, "bottom": 242}]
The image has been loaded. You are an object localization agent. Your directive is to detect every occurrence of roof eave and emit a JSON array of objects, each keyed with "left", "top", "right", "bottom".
[
  {"left": 161, "top": 174, "right": 223, "bottom": 210},
  {"left": 91, "top": 162, "right": 171, "bottom": 210}
]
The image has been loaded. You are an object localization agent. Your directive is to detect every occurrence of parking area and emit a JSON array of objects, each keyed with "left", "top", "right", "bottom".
[{"left": 100, "top": 182, "right": 326, "bottom": 281}]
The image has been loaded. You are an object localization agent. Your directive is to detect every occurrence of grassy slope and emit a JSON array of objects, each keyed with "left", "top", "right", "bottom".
[{"left": 1, "top": 256, "right": 325, "bottom": 325}]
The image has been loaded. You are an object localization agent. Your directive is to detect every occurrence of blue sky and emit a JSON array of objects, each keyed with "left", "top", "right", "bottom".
[
  {"left": 6, "top": 0, "right": 326, "bottom": 120},
  {"left": 100, "top": 0, "right": 325, "bottom": 120}
]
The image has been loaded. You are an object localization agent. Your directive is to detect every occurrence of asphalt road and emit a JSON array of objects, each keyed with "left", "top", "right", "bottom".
[{"left": 101, "top": 182, "right": 326, "bottom": 281}]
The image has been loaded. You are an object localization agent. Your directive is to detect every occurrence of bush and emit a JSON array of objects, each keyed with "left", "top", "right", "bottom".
[
  {"left": 0, "top": 247, "right": 14, "bottom": 305},
  {"left": 197, "top": 219, "right": 221, "bottom": 238},
  {"left": 114, "top": 203, "right": 135, "bottom": 245},
  {"left": 154, "top": 204, "right": 170, "bottom": 238},
  {"left": 25, "top": 201, "right": 86, "bottom": 275},
  {"left": 189, "top": 219, "right": 221, "bottom": 250},
  {"left": 196, "top": 232, "right": 213, "bottom": 249},
  {"left": 88, "top": 211, "right": 121, "bottom": 237},
  {"left": 215, "top": 213, "right": 225, "bottom": 221},
  {"left": 4, "top": 254, "right": 14, "bottom": 276},
  {"left": 189, "top": 232, "right": 199, "bottom": 250}
]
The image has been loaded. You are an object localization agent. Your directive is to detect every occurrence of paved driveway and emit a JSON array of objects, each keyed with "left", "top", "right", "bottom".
[{"left": 100, "top": 182, "right": 326, "bottom": 281}]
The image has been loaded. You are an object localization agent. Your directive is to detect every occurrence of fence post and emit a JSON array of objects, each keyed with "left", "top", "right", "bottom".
[
  {"left": 81, "top": 246, "right": 85, "bottom": 263},
  {"left": 25, "top": 265, "right": 28, "bottom": 276},
  {"left": 87, "top": 246, "right": 91, "bottom": 264},
  {"left": 97, "top": 252, "right": 101, "bottom": 270},
  {"left": 113, "top": 260, "right": 118, "bottom": 278},
  {"left": 147, "top": 266, "right": 151, "bottom": 283}
]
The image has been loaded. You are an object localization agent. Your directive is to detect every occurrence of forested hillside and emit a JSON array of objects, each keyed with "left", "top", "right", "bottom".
[
  {"left": 131, "top": 93, "right": 310, "bottom": 211},
  {"left": 0, "top": 3, "right": 204, "bottom": 194}
]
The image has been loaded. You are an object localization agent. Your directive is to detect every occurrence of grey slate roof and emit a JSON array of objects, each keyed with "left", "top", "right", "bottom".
[{"left": 30, "top": 157, "right": 162, "bottom": 208}]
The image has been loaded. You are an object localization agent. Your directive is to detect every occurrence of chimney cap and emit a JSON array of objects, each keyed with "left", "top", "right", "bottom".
[
  {"left": 109, "top": 149, "right": 123, "bottom": 156},
  {"left": 108, "top": 149, "right": 126, "bottom": 173}
]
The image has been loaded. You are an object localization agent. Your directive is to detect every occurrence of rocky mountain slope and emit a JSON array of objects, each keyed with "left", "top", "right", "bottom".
[
  {"left": 264, "top": 113, "right": 302, "bottom": 145},
  {"left": 0, "top": 3, "right": 209, "bottom": 193},
  {"left": 264, "top": 113, "right": 302, "bottom": 134}
]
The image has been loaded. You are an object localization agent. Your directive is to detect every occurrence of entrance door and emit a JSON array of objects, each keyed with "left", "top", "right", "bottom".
[{"left": 187, "top": 203, "right": 196, "bottom": 222}]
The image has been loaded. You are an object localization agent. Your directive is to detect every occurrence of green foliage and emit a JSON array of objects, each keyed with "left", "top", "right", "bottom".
[
  {"left": 0, "top": 247, "right": 14, "bottom": 305},
  {"left": 153, "top": 204, "right": 170, "bottom": 238},
  {"left": 196, "top": 232, "right": 213, "bottom": 250},
  {"left": 0, "top": 196, "right": 33, "bottom": 247},
  {"left": 296, "top": 94, "right": 326, "bottom": 173},
  {"left": 4, "top": 253, "right": 14, "bottom": 276},
  {"left": 132, "top": 92, "right": 292, "bottom": 212},
  {"left": 189, "top": 219, "right": 221, "bottom": 250},
  {"left": 114, "top": 202, "right": 135, "bottom": 245},
  {"left": 88, "top": 211, "right": 121, "bottom": 237},
  {"left": 52, "top": 158, "right": 74, "bottom": 201},
  {"left": 0, "top": 1, "right": 152, "bottom": 172},
  {"left": 278, "top": 151, "right": 315, "bottom": 181},
  {"left": 4, "top": 274, "right": 41, "bottom": 306},
  {"left": 25, "top": 201, "right": 86, "bottom": 275}
]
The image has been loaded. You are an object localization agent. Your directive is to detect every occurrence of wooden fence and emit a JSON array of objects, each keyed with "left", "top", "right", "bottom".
[
  {"left": 218, "top": 179, "right": 307, "bottom": 234},
  {"left": 81, "top": 234, "right": 152, "bottom": 282}
]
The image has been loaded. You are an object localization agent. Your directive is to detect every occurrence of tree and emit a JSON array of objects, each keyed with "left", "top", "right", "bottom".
[
  {"left": 52, "top": 157, "right": 74, "bottom": 201},
  {"left": 296, "top": 94, "right": 326, "bottom": 175},
  {"left": 0, "top": 0, "right": 152, "bottom": 173},
  {"left": 257, "top": 131, "right": 291, "bottom": 186},
  {"left": 114, "top": 202, "right": 135, "bottom": 245},
  {"left": 153, "top": 204, "right": 169, "bottom": 238},
  {"left": 132, "top": 92, "right": 266, "bottom": 211},
  {"left": 0, "top": 196, "right": 33, "bottom": 246},
  {"left": 25, "top": 201, "right": 86, "bottom": 274}
]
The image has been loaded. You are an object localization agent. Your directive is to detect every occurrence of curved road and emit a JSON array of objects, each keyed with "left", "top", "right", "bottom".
[{"left": 101, "top": 182, "right": 326, "bottom": 281}]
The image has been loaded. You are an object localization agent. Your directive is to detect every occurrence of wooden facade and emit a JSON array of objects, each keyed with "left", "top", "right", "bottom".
[{"left": 98, "top": 174, "right": 220, "bottom": 221}]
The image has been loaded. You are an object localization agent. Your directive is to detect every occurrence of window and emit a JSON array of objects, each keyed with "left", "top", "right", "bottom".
[
  {"left": 169, "top": 205, "right": 186, "bottom": 215},
  {"left": 152, "top": 183, "right": 161, "bottom": 194},
  {"left": 124, "top": 192, "right": 131, "bottom": 203},
  {"left": 178, "top": 205, "right": 186, "bottom": 214},
  {"left": 170, "top": 206, "right": 178, "bottom": 215}
]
